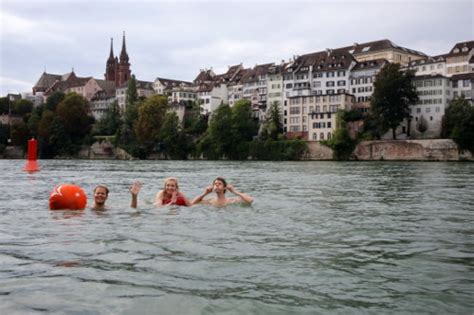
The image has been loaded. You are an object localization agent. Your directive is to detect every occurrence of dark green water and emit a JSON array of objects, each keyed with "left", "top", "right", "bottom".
[{"left": 0, "top": 160, "right": 473, "bottom": 314}]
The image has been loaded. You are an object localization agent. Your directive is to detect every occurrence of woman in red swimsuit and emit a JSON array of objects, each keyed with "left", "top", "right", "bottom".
[{"left": 154, "top": 177, "right": 191, "bottom": 207}]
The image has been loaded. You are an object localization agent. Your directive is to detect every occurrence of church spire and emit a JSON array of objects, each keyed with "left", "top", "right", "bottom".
[
  {"left": 120, "top": 31, "right": 129, "bottom": 63},
  {"left": 109, "top": 37, "right": 114, "bottom": 59}
]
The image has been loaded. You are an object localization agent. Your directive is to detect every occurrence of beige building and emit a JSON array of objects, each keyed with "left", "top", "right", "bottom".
[{"left": 286, "top": 93, "right": 355, "bottom": 140}]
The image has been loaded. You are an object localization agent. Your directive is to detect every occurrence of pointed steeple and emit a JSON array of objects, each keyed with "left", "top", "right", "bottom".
[
  {"left": 108, "top": 37, "right": 114, "bottom": 59},
  {"left": 120, "top": 31, "right": 129, "bottom": 63}
]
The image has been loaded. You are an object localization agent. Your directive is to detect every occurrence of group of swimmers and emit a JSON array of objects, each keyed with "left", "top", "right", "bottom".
[{"left": 91, "top": 177, "right": 253, "bottom": 211}]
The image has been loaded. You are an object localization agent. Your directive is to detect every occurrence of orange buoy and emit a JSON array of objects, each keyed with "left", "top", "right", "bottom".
[
  {"left": 49, "top": 184, "right": 87, "bottom": 210},
  {"left": 24, "top": 138, "right": 40, "bottom": 173}
]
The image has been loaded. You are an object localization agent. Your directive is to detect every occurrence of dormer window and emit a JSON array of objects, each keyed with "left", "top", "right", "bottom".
[
  {"left": 454, "top": 48, "right": 460, "bottom": 53},
  {"left": 462, "top": 47, "right": 468, "bottom": 52},
  {"left": 362, "top": 46, "right": 370, "bottom": 52}
]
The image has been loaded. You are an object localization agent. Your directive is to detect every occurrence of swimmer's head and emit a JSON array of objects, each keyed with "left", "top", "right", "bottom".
[
  {"left": 163, "top": 177, "right": 179, "bottom": 191},
  {"left": 213, "top": 177, "right": 227, "bottom": 193}
]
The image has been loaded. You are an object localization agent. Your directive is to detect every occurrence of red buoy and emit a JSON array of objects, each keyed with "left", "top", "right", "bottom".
[
  {"left": 49, "top": 184, "right": 87, "bottom": 210},
  {"left": 24, "top": 138, "right": 39, "bottom": 173}
]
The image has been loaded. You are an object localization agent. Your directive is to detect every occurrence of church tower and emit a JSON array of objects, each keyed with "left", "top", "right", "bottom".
[
  {"left": 116, "top": 31, "right": 131, "bottom": 86},
  {"left": 105, "top": 38, "right": 117, "bottom": 82},
  {"left": 104, "top": 32, "right": 131, "bottom": 86}
]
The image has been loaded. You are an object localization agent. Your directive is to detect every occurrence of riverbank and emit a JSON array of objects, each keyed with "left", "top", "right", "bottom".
[{"left": 2, "top": 139, "right": 472, "bottom": 161}]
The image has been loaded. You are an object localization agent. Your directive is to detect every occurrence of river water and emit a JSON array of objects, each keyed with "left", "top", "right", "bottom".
[{"left": 0, "top": 159, "right": 473, "bottom": 314}]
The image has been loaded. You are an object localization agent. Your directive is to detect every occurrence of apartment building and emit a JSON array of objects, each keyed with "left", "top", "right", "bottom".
[
  {"left": 410, "top": 75, "right": 452, "bottom": 138},
  {"left": 286, "top": 93, "right": 355, "bottom": 140}
]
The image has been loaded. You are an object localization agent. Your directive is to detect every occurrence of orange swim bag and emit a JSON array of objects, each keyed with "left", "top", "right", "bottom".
[{"left": 49, "top": 184, "right": 87, "bottom": 210}]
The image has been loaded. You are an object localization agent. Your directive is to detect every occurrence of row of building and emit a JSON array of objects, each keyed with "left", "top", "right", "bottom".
[{"left": 28, "top": 36, "right": 474, "bottom": 140}]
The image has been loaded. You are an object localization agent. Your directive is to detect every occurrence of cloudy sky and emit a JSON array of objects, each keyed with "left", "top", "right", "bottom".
[{"left": 0, "top": 0, "right": 472, "bottom": 95}]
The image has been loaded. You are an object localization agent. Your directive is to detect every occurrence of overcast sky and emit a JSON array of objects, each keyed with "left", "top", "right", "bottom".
[{"left": 0, "top": 0, "right": 472, "bottom": 95}]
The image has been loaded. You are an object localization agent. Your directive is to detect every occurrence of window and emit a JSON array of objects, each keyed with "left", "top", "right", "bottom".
[{"left": 320, "top": 133, "right": 325, "bottom": 140}]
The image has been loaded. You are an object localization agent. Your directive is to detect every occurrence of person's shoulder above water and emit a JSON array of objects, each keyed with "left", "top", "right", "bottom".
[
  {"left": 154, "top": 177, "right": 192, "bottom": 207},
  {"left": 192, "top": 177, "right": 253, "bottom": 207}
]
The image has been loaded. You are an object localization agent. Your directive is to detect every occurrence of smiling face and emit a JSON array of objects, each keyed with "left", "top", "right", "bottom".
[
  {"left": 164, "top": 179, "right": 178, "bottom": 194},
  {"left": 93, "top": 186, "right": 108, "bottom": 206}
]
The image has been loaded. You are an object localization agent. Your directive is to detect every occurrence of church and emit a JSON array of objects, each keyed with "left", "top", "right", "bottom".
[{"left": 105, "top": 32, "right": 131, "bottom": 87}]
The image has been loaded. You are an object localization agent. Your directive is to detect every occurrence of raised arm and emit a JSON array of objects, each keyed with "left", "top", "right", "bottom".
[
  {"left": 227, "top": 184, "right": 253, "bottom": 204},
  {"left": 191, "top": 186, "right": 213, "bottom": 205},
  {"left": 130, "top": 181, "right": 142, "bottom": 208}
]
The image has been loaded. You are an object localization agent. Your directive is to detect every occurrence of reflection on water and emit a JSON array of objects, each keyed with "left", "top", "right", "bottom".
[{"left": 0, "top": 159, "right": 473, "bottom": 314}]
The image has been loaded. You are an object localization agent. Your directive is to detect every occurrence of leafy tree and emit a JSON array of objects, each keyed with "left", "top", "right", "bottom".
[
  {"left": 0, "top": 97, "right": 10, "bottom": 114},
  {"left": 117, "top": 75, "right": 140, "bottom": 152},
  {"left": 10, "top": 122, "right": 29, "bottom": 147},
  {"left": 160, "top": 112, "right": 190, "bottom": 159},
  {"left": 228, "top": 100, "right": 258, "bottom": 159},
  {"left": 231, "top": 99, "right": 258, "bottom": 141},
  {"left": 0, "top": 124, "right": 9, "bottom": 153},
  {"left": 95, "top": 101, "right": 121, "bottom": 136},
  {"left": 443, "top": 96, "right": 474, "bottom": 153},
  {"left": 56, "top": 93, "right": 94, "bottom": 143},
  {"left": 203, "top": 104, "right": 233, "bottom": 158},
  {"left": 12, "top": 99, "right": 34, "bottom": 115},
  {"left": 37, "top": 110, "right": 55, "bottom": 158},
  {"left": 322, "top": 111, "right": 357, "bottom": 160},
  {"left": 134, "top": 95, "right": 168, "bottom": 155},
  {"left": 45, "top": 91, "right": 65, "bottom": 111},
  {"left": 27, "top": 105, "right": 43, "bottom": 138},
  {"left": 416, "top": 115, "right": 428, "bottom": 135},
  {"left": 370, "top": 63, "right": 418, "bottom": 139},
  {"left": 261, "top": 101, "right": 284, "bottom": 140},
  {"left": 125, "top": 75, "right": 138, "bottom": 110}
]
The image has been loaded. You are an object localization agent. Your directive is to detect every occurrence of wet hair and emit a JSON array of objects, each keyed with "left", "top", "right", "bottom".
[
  {"left": 94, "top": 185, "right": 109, "bottom": 196},
  {"left": 213, "top": 177, "right": 227, "bottom": 193},
  {"left": 163, "top": 177, "right": 179, "bottom": 190}
]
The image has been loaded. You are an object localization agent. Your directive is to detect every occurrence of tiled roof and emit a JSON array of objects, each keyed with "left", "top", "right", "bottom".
[
  {"left": 451, "top": 73, "right": 474, "bottom": 81},
  {"left": 240, "top": 63, "right": 274, "bottom": 83},
  {"left": 408, "top": 55, "right": 446, "bottom": 67},
  {"left": 413, "top": 74, "right": 448, "bottom": 80},
  {"left": 352, "top": 59, "right": 388, "bottom": 71},
  {"left": 350, "top": 39, "right": 427, "bottom": 57},
  {"left": 446, "top": 41, "right": 474, "bottom": 57},
  {"left": 136, "top": 80, "right": 154, "bottom": 90},
  {"left": 287, "top": 49, "right": 355, "bottom": 73},
  {"left": 194, "top": 69, "right": 215, "bottom": 83},
  {"left": 33, "top": 72, "right": 62, "bottom": 89},
  {"left": 156, "top": 77, "right": 192, "bottom": 88}
]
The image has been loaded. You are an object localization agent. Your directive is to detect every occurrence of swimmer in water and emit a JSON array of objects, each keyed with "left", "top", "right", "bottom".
[
  {"left": 154, "top": 177, "right": 192, "bottom": 207},
  {"left": 192, "top": 177, "right": 253, "bottom": 207},
  {"left": 91, "top": 181, "right": 142, "bottom": 211}
]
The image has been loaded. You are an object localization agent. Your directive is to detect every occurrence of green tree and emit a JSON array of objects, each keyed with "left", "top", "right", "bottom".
[
  {"left": 125, "top": 75, "right": 138, "bottom": 111},
  {"left": 10, "top": 122, "right": 29, "bottom": 147},
  {"left": 416, "top": 115, "right": 428, "bottom": 136},
  {"left": 37, "top": 109, "right": 56, "bottom": 158},
  {"left": 0, "top": 97, "right": 10, "bottom": 114},
  {"left": 203, "top": 104, "right": 233, "bottom": 158},
  {"left": 370, "top": 63, "right": 418, "bottom": 139},
  {"left": 134, "top": 95, "right": 168, "bottom": 155},
  {"left": 45, "top": 91, "right": 65, "bottom": 111},
  {"left": 95, "top": 101, "right": 122, "bottom": 136},
  {"left": 12, "top": 99, "right": 34, "bottom": 115},
  {"left": 323, "top": 111, "right": 357, "bottom": 160},
  {"left": 232, "top": 99, "right": 258, "bottom": 141},
  {"left": 228, "top": 100, "right": 258, "bottom": 159},
  {"left": 56, "top": 93, "right": 94, "bottom": 142},
  {"left": 443, "top": 96, "right": 474, "bottom": 153},
  {"left": 117, "top": 75, "right": 140, "bottom": 152},
  {"left": 261, "top": 101, "right": 284, "bottom": 140},
  {"left": 160, "top": 112, "right": 189, "bottom": 159}
]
